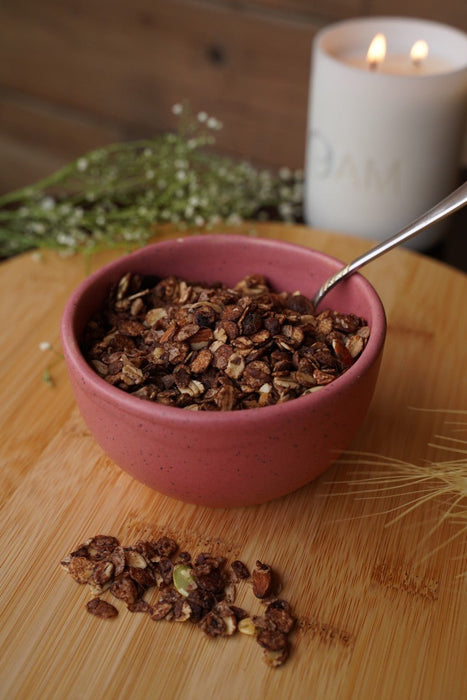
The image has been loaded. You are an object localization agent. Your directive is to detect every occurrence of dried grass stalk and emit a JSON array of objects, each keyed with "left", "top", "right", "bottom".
[{"left": 331, "top": 410, "right": 466, "bottom": 568}]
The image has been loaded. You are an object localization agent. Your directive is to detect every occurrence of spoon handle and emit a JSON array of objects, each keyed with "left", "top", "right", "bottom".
[{"left": 313, "top": 180, "right": 467, "bottom": 308}]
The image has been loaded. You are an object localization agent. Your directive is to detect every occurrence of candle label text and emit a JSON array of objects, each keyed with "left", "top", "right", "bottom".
[{"left": 308, "top": 129, "right": 402, "bottom": 195}]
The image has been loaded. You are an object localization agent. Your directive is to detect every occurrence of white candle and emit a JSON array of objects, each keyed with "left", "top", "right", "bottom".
[{"left": 304, "top": 17, "right": 467, "bottom": 249}]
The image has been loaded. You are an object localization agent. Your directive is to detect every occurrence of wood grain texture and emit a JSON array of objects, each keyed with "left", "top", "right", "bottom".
[
  {"left": 0, "top": 92, "right": 123, "bottom": 193},
  {"left": 0, "top": 0, "right": 319, "bottom": 189},
  {"left": 205, "top": 0, "right": 367, "bottom": 21},
  {"left": 366, "top": 0, "right": 467, "bottom": 33},
  {"left": 0, "top": 224, "right": 466, "bottom": 699},
  {"left": 1, "top": 0, "right": 465, "bottom": 193}
]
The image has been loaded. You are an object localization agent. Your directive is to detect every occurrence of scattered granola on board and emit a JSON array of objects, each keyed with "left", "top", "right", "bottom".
[{"left": 61, "top": 534, "right": 296, "bottom": 668}]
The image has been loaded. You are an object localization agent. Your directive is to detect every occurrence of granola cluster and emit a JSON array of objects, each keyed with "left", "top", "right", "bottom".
[
  {"left": 61, "top": 535, "right": 296, "bottom": 667},
  {"left": 82, "top": 273, "right": 369, "bottom": 411}
]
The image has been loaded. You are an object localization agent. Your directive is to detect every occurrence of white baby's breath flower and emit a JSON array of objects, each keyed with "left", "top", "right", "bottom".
[
  {"left": 279, "top": 166, "right": 291, "bottom": 180},
  {"left": 207, "top": 117, "right": 221, "bottom": 130},
  {"left": 146, "top": 170, "right": 155, "bottom": 180},
  {"left": 123, "top": 230, "right": 141, "bottom": 241},
  {"left": 194, "top": 215, "right": 205, "bottom": 227},
  {"left": 57, "top": 232, "right": 78, "bottom": 247},
  {"left": 292, "top": 183, "right": 304, "bottom": 202},
  {"left": 77, "top": 158, "right": 88, "bottom": 172},
  {"left": 197, "top": 111, "right": 208, "bottom": 122},
  {"left": 39, "top": 341, "right": 52, "bottom": 352},
  {"left": 176, "top": 170, "right": 187, "bottom": 181},
  {"left": 172, "top": 103, "right": 183, "bottom": 115},
  {"left": 226, "top": 213, "right": 243, "bottom": 225},
  {"left": 40, "top": 196, "right": 55, "bottom": 211},
  {"left": 279, "top": 202, "right": 293, "bottom": 218},
  {"left": 31, "top": 222, "right": 46, "bottom": 234}
]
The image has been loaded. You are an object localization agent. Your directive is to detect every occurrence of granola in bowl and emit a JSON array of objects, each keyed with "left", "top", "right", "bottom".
[{"left": 82, "top": 272, "right": 369, "bottom": 411}]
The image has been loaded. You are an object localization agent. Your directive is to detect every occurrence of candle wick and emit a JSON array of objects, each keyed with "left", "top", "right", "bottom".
[{"left": 368, "top": 60, "right": 378, "bottom": 71}]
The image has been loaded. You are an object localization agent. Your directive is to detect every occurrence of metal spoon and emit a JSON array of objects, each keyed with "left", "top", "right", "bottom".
[{"left": 313, "top": 180, "right": 467, "bottom": 308}]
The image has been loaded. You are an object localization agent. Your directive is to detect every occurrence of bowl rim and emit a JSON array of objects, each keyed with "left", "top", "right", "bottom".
[{"left": 61, "top": 234, "right": 386, "bottom": 426}]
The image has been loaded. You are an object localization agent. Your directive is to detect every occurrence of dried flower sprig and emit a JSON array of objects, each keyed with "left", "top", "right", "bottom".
[
  {"left": 330, "top": 411, "right": 467, "bottom": 570},
  {"left": 0, "top": 103, "right": 304, "bottom": 258}
]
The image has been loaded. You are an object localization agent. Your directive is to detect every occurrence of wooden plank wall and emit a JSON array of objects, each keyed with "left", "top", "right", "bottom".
[{"left": 0, "top": 0, "right": 466, "bottom": 194}]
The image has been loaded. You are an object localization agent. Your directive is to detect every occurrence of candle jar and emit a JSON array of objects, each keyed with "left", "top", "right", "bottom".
[{"left": 304, "top": 17, "right": 467, "bottom": 249}]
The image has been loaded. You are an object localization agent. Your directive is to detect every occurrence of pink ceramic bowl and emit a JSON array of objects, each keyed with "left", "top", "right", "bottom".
[{"left": 61, "top": 234, "right": 386, "bottom": 507}]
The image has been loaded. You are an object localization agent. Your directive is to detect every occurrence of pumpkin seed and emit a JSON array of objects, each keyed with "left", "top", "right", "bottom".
[{"left": 173, "top": 563, "right": 198, "bottom": 597}]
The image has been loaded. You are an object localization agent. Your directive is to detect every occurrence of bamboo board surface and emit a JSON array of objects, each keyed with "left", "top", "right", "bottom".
[{"left": 0, "top": 224, "right": 466, "bottom": 699}]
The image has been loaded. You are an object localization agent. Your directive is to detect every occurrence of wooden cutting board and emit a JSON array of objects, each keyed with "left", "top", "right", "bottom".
[{"left": 0, "top": 223, "right": 466, "bottom": 700}]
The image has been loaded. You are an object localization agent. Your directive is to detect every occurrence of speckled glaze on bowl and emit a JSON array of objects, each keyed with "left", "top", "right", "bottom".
[{"left": 61, "top": 234, "right": 386, "bottom": 507}]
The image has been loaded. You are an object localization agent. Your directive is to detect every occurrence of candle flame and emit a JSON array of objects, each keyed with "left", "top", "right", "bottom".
[
  {"left": 410, "top": 39, "right": 429, "bottom": 66},
  {"left": 367, "top": 33, "right": 386, "bottom": 69}
]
